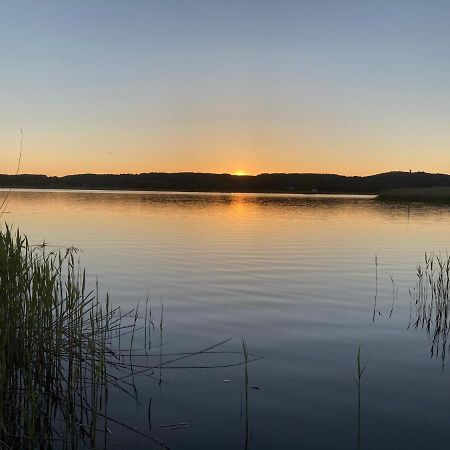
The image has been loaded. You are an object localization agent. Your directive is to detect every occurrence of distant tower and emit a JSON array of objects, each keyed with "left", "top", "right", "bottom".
[{"left": 409, "top": 169, "right": 412, "bottom": 174}]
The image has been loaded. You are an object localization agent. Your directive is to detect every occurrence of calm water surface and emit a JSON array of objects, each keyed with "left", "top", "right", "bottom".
[{"left": 4, "top": 189, "right": 450, "bottom": 449}]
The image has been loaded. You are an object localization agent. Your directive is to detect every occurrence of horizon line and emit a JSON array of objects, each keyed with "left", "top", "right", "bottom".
[{"left": 0, "top": 170, "right": 446, "bottom": 178}]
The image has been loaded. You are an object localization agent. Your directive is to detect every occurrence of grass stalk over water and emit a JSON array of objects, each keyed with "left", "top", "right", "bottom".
[
  {"left": 356, "top": 346, "right": 366, "bottom": 450},
  {"left": 0, "top": 225, "right": 112, "bottom": 448},
  {"left": 0, "top": 226, "right": 260, "bottom": 449},
  {"left": 242, "top": 340, "right": 249, "bottom": 450},
  {"left": 410, "top": 253, "right": 450, "bottom": 365}
]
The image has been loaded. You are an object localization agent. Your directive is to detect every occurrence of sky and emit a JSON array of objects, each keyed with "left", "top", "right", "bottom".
[{"left": 2, "top": 0, "right": 450, "bottom": 176}]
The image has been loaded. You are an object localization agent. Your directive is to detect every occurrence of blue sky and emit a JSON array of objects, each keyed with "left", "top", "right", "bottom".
[{"left": 2, "top": 1, "right": 450, "bottom": 175}]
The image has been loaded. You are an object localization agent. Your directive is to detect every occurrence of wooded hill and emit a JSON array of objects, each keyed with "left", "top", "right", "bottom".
[{"left": 1, "top": 171, "right": 450, "bottom": 194}]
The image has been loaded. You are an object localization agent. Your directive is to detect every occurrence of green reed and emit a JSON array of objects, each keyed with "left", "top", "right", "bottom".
[
  {"left": 0, "top": 225, "right": 113, "bottom": 448},
  {"left": 242, "top": 340, "right": 249, "bottom": 450},
  {"left": 0, "top": 225, "right": 259, "bottom": 449},
  {"left": 409, "top": 252, "right": 450, "bottom": 364},
  {"left": 356, "top": 345, "right": 367, "bottom": 450},
  {"left": 0, "top": 225, "right": 166, "bottom": 449}
]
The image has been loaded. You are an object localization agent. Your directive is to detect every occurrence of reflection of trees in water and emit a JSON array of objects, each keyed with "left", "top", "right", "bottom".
[{"left": 409, "top": 253, "right": 450, "bottom": 365}]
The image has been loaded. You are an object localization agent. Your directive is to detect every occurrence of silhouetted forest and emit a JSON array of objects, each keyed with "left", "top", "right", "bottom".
[{"left": 1, "top": 171, "right": 450, "bottom": 194}]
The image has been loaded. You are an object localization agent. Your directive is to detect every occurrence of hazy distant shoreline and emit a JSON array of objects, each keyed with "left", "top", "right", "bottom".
[{"left": 2, "top": 171, "right": 450, "bottom": 196}]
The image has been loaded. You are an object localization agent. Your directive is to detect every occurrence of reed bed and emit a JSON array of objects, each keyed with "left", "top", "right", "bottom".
[
  {"left": 0, "top": 226, "right": 258, "bottom": 449},
  {"left": 0, "top": 226, "right": 114, "bottom": 449},
  {"left": 410, "top": 253, "right": 450, "bottom": 364}
]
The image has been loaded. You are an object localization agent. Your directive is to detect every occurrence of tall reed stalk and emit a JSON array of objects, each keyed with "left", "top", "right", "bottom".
[
  {"left": 0, "top": 225, "right": 112, "bottom": 448},
  {"left": 0, "top": 226, "right": 257, "bottom": 449},
  {"left": 410, "top": 253, "right": 450, "bottom": 365},
  {"left": 356, "top": 345, "right": 366, "bottom": 450}
]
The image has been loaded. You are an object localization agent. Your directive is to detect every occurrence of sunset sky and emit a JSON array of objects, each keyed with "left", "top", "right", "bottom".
[{"left": 2, "top": 1, "right": 450, "bottom": 176}]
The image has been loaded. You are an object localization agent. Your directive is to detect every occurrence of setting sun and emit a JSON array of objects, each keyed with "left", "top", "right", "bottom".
[{"left": 233, "top": 171, "right": 248, "bottom": 176}]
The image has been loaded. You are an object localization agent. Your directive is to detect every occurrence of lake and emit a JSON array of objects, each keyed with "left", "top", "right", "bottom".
[{"left": 3, "top": 189, "right": 450, "bottom": 450}]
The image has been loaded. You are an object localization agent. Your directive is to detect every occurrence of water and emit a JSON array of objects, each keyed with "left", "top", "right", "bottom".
[{"left": 3, "top": 189, "right": 450, "bottom": 449}]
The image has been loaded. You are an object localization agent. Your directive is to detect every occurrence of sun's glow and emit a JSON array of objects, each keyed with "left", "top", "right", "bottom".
[{"left": 233, "top": 171, "right": 247, "bottom": 176}]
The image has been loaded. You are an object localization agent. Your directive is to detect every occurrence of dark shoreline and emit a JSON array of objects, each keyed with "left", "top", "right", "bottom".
[
  {"left": 2, "top": 171, "right": 450, "bottom": 195},
  {"left": 0, "top": 186, "right": 378, "bottom": 196}
]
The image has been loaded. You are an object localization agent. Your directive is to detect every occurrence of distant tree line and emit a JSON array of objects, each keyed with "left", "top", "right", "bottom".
[{"left": 1, "top": 171, "right": 450, "bottom": 194}]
